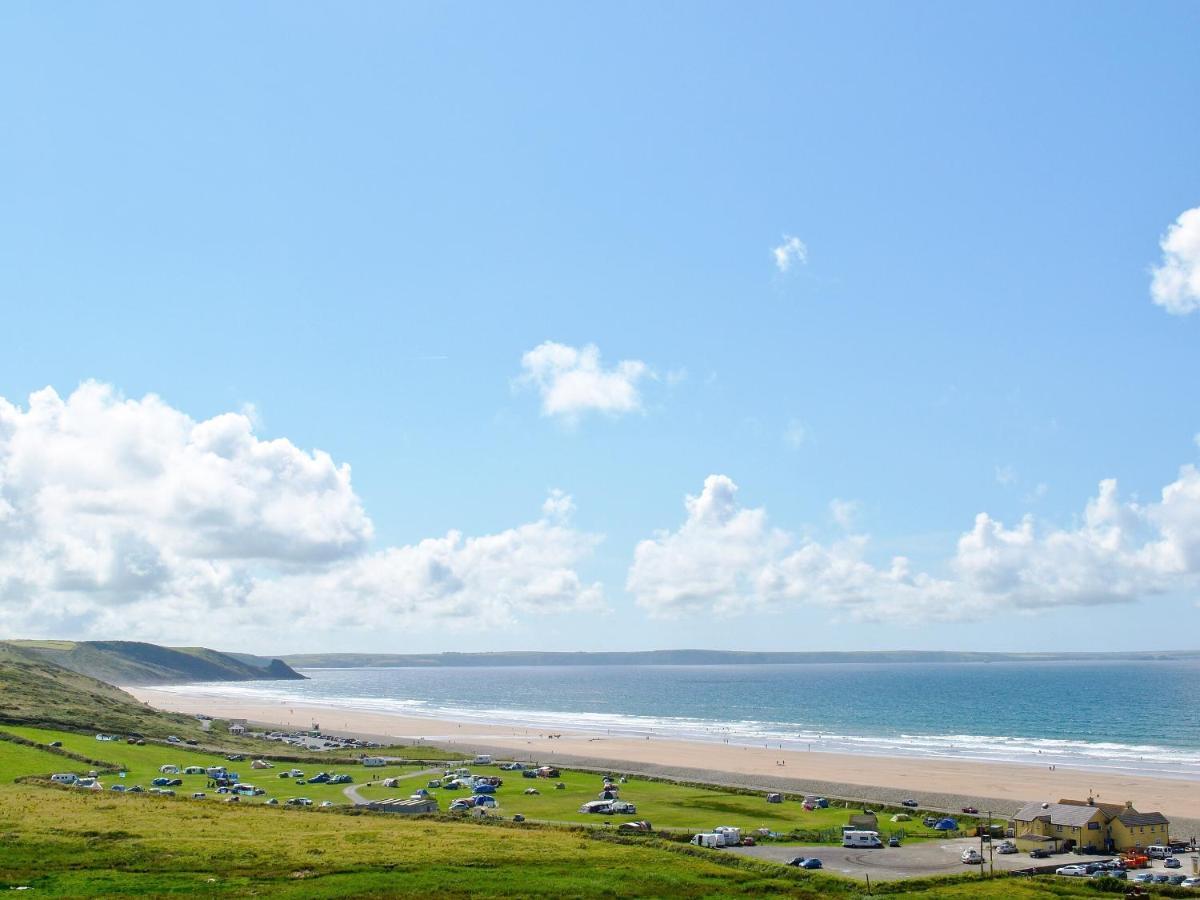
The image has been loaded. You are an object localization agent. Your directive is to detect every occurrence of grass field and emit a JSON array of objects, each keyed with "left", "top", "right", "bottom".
[
  {"left": 3, "top": 726, "right": 430, "bottom": 806},
  {"left": 0, "top": 735, "right": 1169, "bottom": 897},
  {"left": 354, "top": 763, "right": 977, "bottom": 841},
  {"left": 2, "top": 727, "right": 971, "bottom": 834}
]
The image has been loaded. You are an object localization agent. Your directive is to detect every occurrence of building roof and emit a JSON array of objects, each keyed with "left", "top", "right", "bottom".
[
  {"left": 1117, "top": 811, "right": 1169, "bottom": 827},
  {"left": 1058, "top": 798, "right": 1126, "bottom": 817},
  {"left": 1013, "top": 801, "right": 1105, "bottom": 827}
]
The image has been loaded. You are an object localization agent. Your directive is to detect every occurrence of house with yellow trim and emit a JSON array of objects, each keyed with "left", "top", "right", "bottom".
[{"left": 1012, "top": 798, "right": 1169, "bottom": 852}]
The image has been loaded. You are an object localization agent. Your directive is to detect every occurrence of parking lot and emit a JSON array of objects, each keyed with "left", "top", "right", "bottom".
[{"left": 728, "top": 840, "right": 1200, "bottom": 882}]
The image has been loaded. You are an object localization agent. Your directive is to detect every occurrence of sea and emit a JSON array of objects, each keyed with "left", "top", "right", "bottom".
[{"left": 157, "top": 660, "right": 1200, "bottom": 780}]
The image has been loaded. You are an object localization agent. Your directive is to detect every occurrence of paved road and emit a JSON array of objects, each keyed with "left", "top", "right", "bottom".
[
  {"left": 730, "top": 839, "right": 1040, "bottom": 881},
  {"left": 730, "top": 841, "right": 1200, "bottom": 882}
]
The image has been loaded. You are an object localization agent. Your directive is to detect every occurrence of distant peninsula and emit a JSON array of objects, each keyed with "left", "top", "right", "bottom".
[
  {"left": 279, "top": 648, "right": 1200, "bottom": 669},
  {"left": 4, "top": 640, "right": 306, "bottom": 685}
]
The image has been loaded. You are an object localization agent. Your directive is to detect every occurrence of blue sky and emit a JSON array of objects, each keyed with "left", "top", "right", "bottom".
[{"left": 1, "top": 2, "right": 1199, "bottom": 653}]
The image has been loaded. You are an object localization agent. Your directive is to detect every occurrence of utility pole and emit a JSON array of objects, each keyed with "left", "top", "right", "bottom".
[{"left": 987, "top": 809, "right": 995, "bottom": 877}]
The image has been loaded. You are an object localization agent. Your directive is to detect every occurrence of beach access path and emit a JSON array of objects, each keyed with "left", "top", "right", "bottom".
[{"left": 127, "top": 686, "right": 1200, "bottom": 836}]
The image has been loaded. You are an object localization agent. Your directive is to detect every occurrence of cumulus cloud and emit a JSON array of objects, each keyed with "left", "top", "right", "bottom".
[
  {"left": 518, "top": 341, "right": 651, "bottom": 421},
  {"left": 628, "top": 470, "right": 1200, "bottom": 622},
  {"left": 772, "top": 235, "right": 808, "bottom": 272},
  {"left": 1151, "top": 206, "right": 1200, "bottom": 315},
  {"left": 0, "top": 383, "right": 602, "bottom": 643}
]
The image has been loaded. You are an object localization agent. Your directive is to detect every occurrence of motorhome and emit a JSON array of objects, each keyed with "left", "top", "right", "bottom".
[
  {"left": 474, "top": 754, "right": 492, "bottom": 765},
  {"left": 842, "top": 830, "right": 883, "bottom": 848},
  {"left": 714, "top": 826, "right": 742, "bottom": 846}
]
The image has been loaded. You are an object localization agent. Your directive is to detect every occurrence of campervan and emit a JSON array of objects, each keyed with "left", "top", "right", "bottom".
[
  {"left": 714, "top": 826, "right": 742, "bottom": 846},
  {"left": 474, "top": 754, "right": 493, "bottom": 765},
  {"left": 842, "top": 830, "right": 884, "bottom": 849},
  {"left": 362, "top": 757, "right": 386, "bottom": 767}
]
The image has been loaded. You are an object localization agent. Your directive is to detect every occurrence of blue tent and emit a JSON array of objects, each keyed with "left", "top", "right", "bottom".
[
  {"left": 473, "top": 782, "right": 496, "bottom": 793},
  {"left": 933, "top": 818, "right": 958, "bottom": 830}
]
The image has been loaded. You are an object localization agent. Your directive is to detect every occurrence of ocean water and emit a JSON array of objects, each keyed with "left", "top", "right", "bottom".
[{"left": 159, "top": 660, "right": 1200, "bottom": 780}]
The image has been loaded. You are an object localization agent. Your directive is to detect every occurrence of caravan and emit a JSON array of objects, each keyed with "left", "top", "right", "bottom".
[
  {"left": 690, "top": 833, "right": 723, "bottom": 848},
  {"left": 842, "top": 830, "right": 884, "bottom": 849},
  {"left": 713, "top": 826, "right": 742, "bottom": 847}
]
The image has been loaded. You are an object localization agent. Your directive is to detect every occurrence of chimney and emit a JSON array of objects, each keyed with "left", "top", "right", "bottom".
[
  {"left": 1087, "top": 796, "right": 1094, "bottom": 806},
  {"left": 1125, "top": 801, "right": 1133, "bottom": 808}
]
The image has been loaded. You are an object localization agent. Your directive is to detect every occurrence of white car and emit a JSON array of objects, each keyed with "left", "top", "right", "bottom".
[
  {"left": 1181, "top": 877, "right": 1200, "bottom": 888},
  {"left": 961, "top": 849, "right": 983, "bottom": 864},
  {"left": 1055, "top": 864, "right": 1089, "bottom": 876}
]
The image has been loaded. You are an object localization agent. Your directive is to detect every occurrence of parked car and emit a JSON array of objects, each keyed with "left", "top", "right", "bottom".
[
  {"left": 787, "top": 857, "right": 822, "bottom": 868},
  {"left": 1029, "top": 848, "right": 1052, "bottom": 859},
  {"left": 1168, "top": 875, "right": 1188, "bottom": 886},
  {"left": 962, "top": 850, "right": 983, "bottom": 865},
  {"left": 286, "top": 798, "right": 313, "bottom": 806},
  {"left": 1130, "top": 872, "right": 1154, "bottom": 884},
  {"left": 1181, "top": 877, "right": 1200, "bottom": 888},
  {"left": 901, "top": 799, "right": 919, "bottom": 807},
  {"left": 997, "top": 841, "right": 1017, "bottom": 854},
  {"left": 1165, "top": 856, "right": 1182, "bottom": 869},
  {"left": 512, "top": 814, "right": 525, "bottom": 823},
  {"left": 961, "top": 806, "right": 979, "bottom": 814},
  {"left": 922, "top": 816, "right": 939, "bottom": 827},
  {"left": 888, "top": 836, "right": 901, "bottom": 847},
  {"left": 1056, "top": 864, "right": 1089, "bottom": 877},
  {"left": 191, "top": 792, "right": 206, "bottom": 799}
]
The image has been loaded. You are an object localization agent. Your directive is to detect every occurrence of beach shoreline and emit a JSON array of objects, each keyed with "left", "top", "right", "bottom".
[{"left": 127, "top": 685, "right": 1200, "bottom": 834}]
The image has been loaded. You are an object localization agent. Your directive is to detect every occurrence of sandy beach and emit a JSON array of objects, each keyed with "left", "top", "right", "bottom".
[{"left": 128, "top": 685, "right": 1200, "bottom": 832}]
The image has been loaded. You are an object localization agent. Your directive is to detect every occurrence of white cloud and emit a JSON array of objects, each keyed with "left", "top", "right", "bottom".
[
  {"left": 829, "top": 498, "right": 859, "bottom": 530},
  {"left": 772, "top": 235, "right": 808, "bottom": 272},
  {"left": 628, "top": 469, "right": 1200, "bottom": 622},
  {"left": 783, "top": 420, "right": 807, "bottom": 449},
  {"left": 1151, "top": 206, "right": 1200, "bottom": 315},
  {"left": 0, "top": 383, "right": 602, "bottom": 644},
  {"left": 518, "top": 341, "right": 651, "bottom": 422}
]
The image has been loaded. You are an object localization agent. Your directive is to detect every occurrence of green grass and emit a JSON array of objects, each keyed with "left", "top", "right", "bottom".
[
  {"left": 0, "top": 738, "right": 1164, "bottom": 897},
  {"left": 3, "top": 726, "right": 425, "bottom": 806},
  {"left": 355, "top": 763, "right": 973, "bottom": 841}
]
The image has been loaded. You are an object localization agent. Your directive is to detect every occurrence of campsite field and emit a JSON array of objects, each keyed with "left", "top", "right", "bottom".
[
  {"left": 0, "top": 777, "right": 1125, "bottom": 900},
  {"left": 353, "top": 764, "right": 977, "bottom": 841},
  {"left": 2, "top": 726, "right": 425, "bottom": 806},
  {"left": 0, "top": 736, "right": 1152, "bottom": 897}
]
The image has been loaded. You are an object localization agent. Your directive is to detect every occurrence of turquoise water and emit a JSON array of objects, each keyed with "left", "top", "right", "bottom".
[{"left": 161, "top": 660, "right": 1200, "bottom": 779}]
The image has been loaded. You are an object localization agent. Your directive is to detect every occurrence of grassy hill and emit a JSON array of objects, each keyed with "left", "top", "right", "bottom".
[
  {"left": 0, "top": 643, "right": 206, "bottom": 738},
  {"left": 4, "top": 640, "right": 305, "bottom": 685}
]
